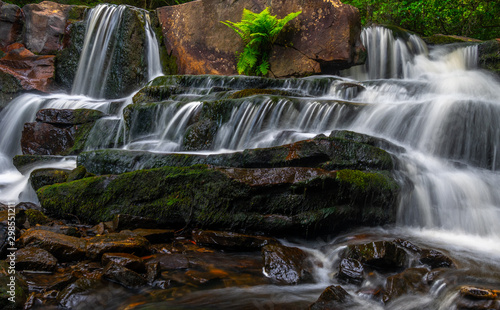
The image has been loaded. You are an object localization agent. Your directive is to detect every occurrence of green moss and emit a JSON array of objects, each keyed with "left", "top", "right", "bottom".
[{"left": 25, "top": 209, "right": 50, "bottom": 226}]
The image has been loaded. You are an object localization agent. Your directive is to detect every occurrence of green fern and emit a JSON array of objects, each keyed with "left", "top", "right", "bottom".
[{"left": 221, "top": 7, "right": 301, "bottom": 76}]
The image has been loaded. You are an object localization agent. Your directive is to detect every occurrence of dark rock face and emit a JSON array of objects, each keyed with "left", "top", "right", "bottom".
[
  {"left": 55, "top": 20, "right": 86, "bottom": 91},
  {"left": 156, "top": 0, "right": 364, "bottom": 77},
  {"left": 262, "top": 244, "right": 313, "bottom": 284},
  {"left": 21, "top": 108, "right": 105, "bottom": 155},
  {"left": 0, "top": 2, "right": 24, "bottom": 50}
]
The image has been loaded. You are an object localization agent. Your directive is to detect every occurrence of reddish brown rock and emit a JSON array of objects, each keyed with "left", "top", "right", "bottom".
[
  {"left": 21, "top": 108, "right": 105, "bottom": 155},
  {"left": 0, "top": 1, "right": 24, "bottom": 50},
  {"left": 156, "top": 0, "right": 364, "bottom": 77},
  {"left": 16, "top": 247, "right": 58, "bottom": 271},
  {"left": 19, "top": 229, "right": 87, "bottom": 262},
  {"left": 0, "top": 43, "right": 55, "bottom": 92},
  {"left": 22, "top": 1, "right": 86, "bottom": 55},
  {"left": 86, "top": 232, "right": 150, "bottom": 260}
]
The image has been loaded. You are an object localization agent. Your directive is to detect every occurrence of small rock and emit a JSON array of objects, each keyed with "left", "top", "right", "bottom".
[
  {"left": 309, "top": 285, "right": 356, "bottom": 310},
  {"left": 102, "top": 253, "right": 145, "bottom": 273},
  {"left": 192, "top": 229, "right": 278, "bottom": 251},
  {"left": 103, "top": 263, "right": 147, "bottom": 289},
  {"left": 16, "top": 247, "right": 58, "bottom": 271},
  {"left": 337, "top": 258, "right": 364, "bottom": 285},
  {"left": 460, "top": 286, "right": 499, "bottom": 300},
  {"left": 262, "top": 244, "right": 314, "bottom": 285},
  {"left": 86, "top": 232, "right": 150, "bottom": 260},
  {"left": 15, "top": 202, "right": 44, "bottom": 212},
  {"left": 90, "top": 221, "right": 114, "bottom": 235},
  {"left": 20, "top": 229, "right": 87, "bottom": 262},
  {"left": 112, "top": 214, "right": 158, "bottom": 231}
]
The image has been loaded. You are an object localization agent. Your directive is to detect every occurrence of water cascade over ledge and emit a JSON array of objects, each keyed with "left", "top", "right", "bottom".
[{"left": 0, "top": 22, "right": 499, "bottom": 309}]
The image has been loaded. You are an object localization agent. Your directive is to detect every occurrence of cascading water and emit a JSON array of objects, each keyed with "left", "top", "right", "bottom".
[
  {"left": 0, "top": 3, "right": 162, "bottom": 204},
  {"left": 1, "top": 18, "right": 499, "bottom": 308}
]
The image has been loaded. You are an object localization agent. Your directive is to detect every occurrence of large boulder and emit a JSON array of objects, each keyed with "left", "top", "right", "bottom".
[
  {"left": 0, "top": 1, "right": 24, "bottom": 50},
  {"left": 36, "top": 163, "right": 398, "bottom": 237},
  {"left": 156, "top": 0, "right": 365, "bottom": 77},
  {"left": 22, "top": 1, "right": 87, "bottom": 55},
  {"left": 21, "top": 108, "right": 105, "bottom": 155}
]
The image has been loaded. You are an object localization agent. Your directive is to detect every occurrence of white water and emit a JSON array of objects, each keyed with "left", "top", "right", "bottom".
[
  {"left": 0, "top": 21, "right": 499, "bottom": 308},
  {"left": 0, "top": 3, "right": 162, "bottom": 204}
]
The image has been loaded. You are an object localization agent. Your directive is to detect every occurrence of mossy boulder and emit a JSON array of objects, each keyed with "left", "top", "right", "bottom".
[
  {"left": 78, "top": 131, "right": 395, "bottom": 175},
  {"left": 478, "top": 40, "right": 500, "bottom": 77},
  {"left": 29, "top": 168, "right": 71, "bottom": 191},
  {"left": 36, "top": 164, "right": 398, "bottom": 237}
]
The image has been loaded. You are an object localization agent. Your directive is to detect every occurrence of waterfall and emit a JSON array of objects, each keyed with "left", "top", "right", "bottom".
[
  {"left": 71, "top": 4, "right": 126, "bottom": 98},
  {"left": 0, "top": 3, "right": 163, "bottom": 203},
  {"left": 71, "top": 4, "right": 162, "bottom": 98}
]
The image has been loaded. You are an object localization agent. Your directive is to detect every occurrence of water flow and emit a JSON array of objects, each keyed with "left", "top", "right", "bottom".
[{"left": 71, "top": 4, "right": 126, "bottom": 98}]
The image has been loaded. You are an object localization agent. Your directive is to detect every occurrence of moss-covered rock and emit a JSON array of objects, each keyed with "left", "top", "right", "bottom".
[
  {"left": 78, "top": 131, "right": 395, "bottom": 175},
  {"left": 12, "top": 155, "right": 66, "bottom": 174},
  {"left": 478, "top": 40, "right": 500, "bottom": 77},
  {"left": 29, "top": 168, "right": 70, "bottom": 191},
  {"left": 36, "top": 164, "right": 398, "bottom": 237},
  {"left": 25, "top": 209, "right": 50, "bottom": 226}
]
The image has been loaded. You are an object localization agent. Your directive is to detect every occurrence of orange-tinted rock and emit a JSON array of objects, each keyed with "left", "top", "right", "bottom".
[
  {"left": 382, "top": 267, "right": 429, "bottom": 303},
  {"left": 0, "top": 43, "right": 55, "bottom": 92},
  {"left": 156, "top": 0, "right": 364, "bottom": 77},
  {"left": 309, "top": 285, "right": 357, "bottom": 310},
  {"left": 86, "top": 232, "right": 150, "bottom": 260},
  {"left": 0, "top": 1, "right": 24, "bottom": 50},
  {"left": 16, "top": 247, "right": 58, "bottom": 271},
  {"left": 19, "top": 229, "right": 87, "bottom": 262}
]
